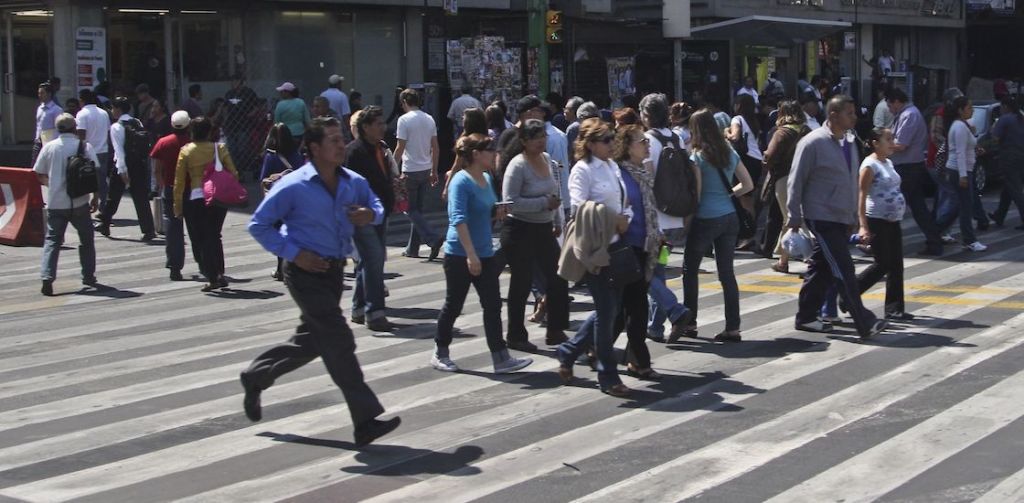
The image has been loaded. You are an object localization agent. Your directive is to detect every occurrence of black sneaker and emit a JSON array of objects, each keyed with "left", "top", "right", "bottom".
[
  {"left": 141, "top": 232, "right": 157, "bottom": 242},
  {"left": 714, "top": 331, "right": 742, "bottom": 343},
  {"left": 95, "top": 224, "right": 110, "bottom": 237},
  {"left": 239, "top": 373, "right": 262, "bottom": 422},
  {"left": 41, "top": 280, "right": 54, "bottom": 296},
  {"left": 169, "top": 269, "right": 183, "bottom": 281},
  {"left": 862, "top": 319, "right": 888, "bottom": 339},
  {"left": 82, "top": 276, "right": 98, "bottom": 287},
  {"left": 354, "top": 416, "right": 401, "bottom": 447},
  {"left": 886, "top": 311, "right": 915, "bottom": 321},
  {"left": 428, "top": 239, "right": 443, "bottom": 261}
]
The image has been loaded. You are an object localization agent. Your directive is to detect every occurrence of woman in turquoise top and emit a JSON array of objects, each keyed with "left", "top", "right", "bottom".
[
  {"left": 273, "top": 82, "right": 311, "bottom": 141},
  {"left": 431, "top": 134, "right": 533, "bottom": 375},
  {"left": 681, "top": 109, "right": 754, "bottom": 342}
]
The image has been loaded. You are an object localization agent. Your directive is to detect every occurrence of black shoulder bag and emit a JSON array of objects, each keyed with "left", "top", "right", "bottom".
[
  {"left": 605, "top": 172, "right": 643, "bottom": 288},
  {"left": 713, "top": 163, "right": 756, "bottom": 239}
]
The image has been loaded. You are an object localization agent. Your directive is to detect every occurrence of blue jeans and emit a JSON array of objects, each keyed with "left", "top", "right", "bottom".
[
  {"left": 404, "top": 170, "right": 440, "bottom": 255},
  {"left": 352, "top": 221, "right": 388, "bottom": 320},
  {"left": 557, "top": 268, "right": 624, "bottom": 390},
  {"left": 647, "top": 262, "right": 689, "bottom": 338},
  {"left": 41, "top": 206, "right": 96, "bottom": 282},
  {"left": 929, "top": 168, "right": 957, "bottom": 226},
  {"left": 683, "top": 213, "right": 741, "bottom": 331},
  {"left": 935, "top": 170, "right": 987, "bottom": 244},
  {"left": 162, "top": 186, "right": 185, "bottom": 272}
]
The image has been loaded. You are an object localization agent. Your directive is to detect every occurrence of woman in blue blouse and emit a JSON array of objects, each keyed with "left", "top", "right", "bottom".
[{"left": 430, "top": 133, "right": 533, "bottom": 375}]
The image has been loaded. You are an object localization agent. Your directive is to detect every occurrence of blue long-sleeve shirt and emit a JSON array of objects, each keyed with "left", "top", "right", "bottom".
[{"left": 249, "top": 162, "right": 383, "bottom": 261}]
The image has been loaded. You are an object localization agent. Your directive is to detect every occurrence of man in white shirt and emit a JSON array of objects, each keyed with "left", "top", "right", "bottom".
[
  {"left": 320, "top": 74, "right": 352, "bottom": 129},
  {"left": 736, "top": 76, "right": 760, "bottom": 107},
  {"left": 34, "top": 113, "right": 100, "bottom": 296},
  {"left": 393, "top": 88, "right": 443, "bottom": 259},
  {"left": 97, "top": 97, "right": 156, "bottom": 240},
  {"left": 446, "top": 83, "right": 482, "bottom": 137},
  {"left": 33, "top": 82, "right": 63, "bottom": 164},
  {"left": 75, "top": 89, "right": 112, "bottom": 206}
]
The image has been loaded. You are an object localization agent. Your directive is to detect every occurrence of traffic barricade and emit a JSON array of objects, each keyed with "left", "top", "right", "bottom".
[{"left": 0, "top": 167, "right": 45, "bottom": 246}]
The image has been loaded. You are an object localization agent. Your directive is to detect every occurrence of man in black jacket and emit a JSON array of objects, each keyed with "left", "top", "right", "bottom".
[{"left": 345, "top": 106, "right": 396, "bottom": 331}]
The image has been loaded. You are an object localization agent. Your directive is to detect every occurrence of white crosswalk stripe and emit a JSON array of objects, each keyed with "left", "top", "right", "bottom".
[{"left": 1, "top": 206, "right": 1023, "bottom": 503}]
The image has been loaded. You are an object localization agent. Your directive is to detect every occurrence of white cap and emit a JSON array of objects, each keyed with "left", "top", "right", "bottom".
[
  {"left": 328, "top": 74, "right": 343, "bottom": 85},
  {"left": 171, "top": 110, "right": 191, "bottom": 129},
  {"left": 276, "top": 82, "right": 296, "bottom": 92}
]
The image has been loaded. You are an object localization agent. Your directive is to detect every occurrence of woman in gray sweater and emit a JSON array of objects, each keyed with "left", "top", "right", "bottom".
[{"left": 500, "top": 119, "right": 569, "bottom": 351}]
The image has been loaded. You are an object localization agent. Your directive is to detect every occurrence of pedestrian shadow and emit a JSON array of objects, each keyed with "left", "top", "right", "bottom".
[
  {"left": 222, "top": 276, "right": 253, "bottom": 284},
  {"left": 369, "top": 324, "right": 472, "bottom": 340},
  {"left": 569, "top": 302, "right": 595, "bottom": 312},
  {"left": 74, "top": 283, "right": 143, "bottom": 299},
  {"left": 257, "top": 432, "right": 485, "bottom": 475},
  {"left": 207, "top": 288, "right": 284, "bottom": 300},
  {"left": 622, "top": 370, "right": 765, "bottom": 412},
  {"left": 666, "top": 337, "right": 828, "bottom": 359},
  {"left": 106, "top": 235, "right": 164, "bottom": 245},
  {"left": 828, "top": 331, "right": 977, "bottom": 348},
  {"left": 458, "top": 367, "right": 563, "bottom": 390},
  {"left": 387, "top": 307, "right": 441, "bottom": 320}
]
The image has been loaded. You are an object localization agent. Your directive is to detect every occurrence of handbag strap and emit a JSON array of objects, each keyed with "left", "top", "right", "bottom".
[
  {"left": 214, "top": 143, "right": 224, "bottom": 172},
  {"left": 711, "top": 158, "right": 737, "bottom": 198}
]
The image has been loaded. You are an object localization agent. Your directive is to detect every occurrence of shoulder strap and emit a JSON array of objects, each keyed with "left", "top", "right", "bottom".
[
  {"left": 278, "top": 153, "right": 293, "bottom": 171},
  {"left": 214, "top": 143, "right": 224, "bottom": 172},
  {"left": 712, "top": 161, "right": 736, "bottom": 197},
  {"left": 77, "top": 139, "right": 86, "bottom": 157}
]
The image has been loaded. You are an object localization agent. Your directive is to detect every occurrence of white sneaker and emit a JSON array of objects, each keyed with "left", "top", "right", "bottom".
[
  {"left": 430, "top": 354, "right": 459, "bottom": 372},
  {"left": 941, "top": 233, "right": 957, "bottom": 244},
  {"left": 964, "top": 241, "right": 988, "bottom": 252}
]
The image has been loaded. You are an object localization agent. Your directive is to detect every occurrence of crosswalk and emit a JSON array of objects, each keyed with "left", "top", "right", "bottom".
[{"left": 1, "top": 202, "right": 1023, "bottom": 503}]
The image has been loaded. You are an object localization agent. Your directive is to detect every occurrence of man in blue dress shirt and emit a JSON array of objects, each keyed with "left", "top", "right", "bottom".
[{"left": 241, "top": 116, "right": 400, "bottom": 447}]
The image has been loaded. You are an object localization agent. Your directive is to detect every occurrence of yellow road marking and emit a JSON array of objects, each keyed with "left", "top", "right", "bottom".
[
  {"left": 742, "top": 274, "right": 1019, "bottom": 294},
  {"left": 664, "top": 279, "right": 1024, "bottom": 310}
]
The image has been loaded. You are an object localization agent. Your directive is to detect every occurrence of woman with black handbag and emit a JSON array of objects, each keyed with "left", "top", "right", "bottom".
[
  {"left": 727, "top": 94, "right": 763, "bottom": 248},
  {"left": 681, "top": 109, "right": 754, "bottom": 342},
  {"left": 555, "top": 118, "right": 633, "bottom": 397}
]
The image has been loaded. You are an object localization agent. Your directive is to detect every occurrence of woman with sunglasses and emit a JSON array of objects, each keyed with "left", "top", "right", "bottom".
[
  {"left": 430, "top": 133, "right": 533, "bottom": 374},
  {"left": 501, "top": 119, "right": 569, "bottom": 352},
  {"left": 556, "top": 118, "right": 634, "bottom": 397},
  {"left": 612, "top": 124, "right": 664, "bottom": 380}
]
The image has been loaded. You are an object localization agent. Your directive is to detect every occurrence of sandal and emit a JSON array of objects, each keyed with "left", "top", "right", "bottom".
[
  {"left": 627, "top": 365, "right": 664, "bottom": 381},
  {"left": 602, "top": 384, "right": 631, "bottom": 398},
  {"left": 528, "top": 296, "right": 548, "bottom": 323},
  {"left": 770, "top": 262, "right": 789, "bottom": 274}
]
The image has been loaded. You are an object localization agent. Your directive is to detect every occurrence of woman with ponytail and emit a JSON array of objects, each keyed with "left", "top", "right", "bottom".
[{"left": 430, "top": 134, "right": 534, "bottom": 375}]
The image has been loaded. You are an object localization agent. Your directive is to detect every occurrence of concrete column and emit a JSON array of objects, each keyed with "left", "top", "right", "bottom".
[
  {"left": 406, "top": 8, "right": 424, "bottom": 85},
  {"left": 51, "top": 0, "right": 104, "bottom": 104}
]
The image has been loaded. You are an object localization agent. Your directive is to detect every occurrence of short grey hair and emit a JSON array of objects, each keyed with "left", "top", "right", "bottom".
[
  {"left": 576, "top": 101, "right": 600, "bottom": 121},
  {"left": 56, "top": 113, "right": 77, "bottom": 133},
  {"left": 565, "top": 96, "right": 585, "bottom": 113},
  {"left": 639, "top": 93, "right": 670, "bottom": 129}
]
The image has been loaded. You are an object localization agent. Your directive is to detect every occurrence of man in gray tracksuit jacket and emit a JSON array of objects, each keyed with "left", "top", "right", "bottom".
[{"left": 788, "top": 95, "right": 885, "bottom": 339}]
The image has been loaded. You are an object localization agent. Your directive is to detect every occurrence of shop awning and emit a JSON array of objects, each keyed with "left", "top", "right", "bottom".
[{"left": 691, "top": 15, "right": 851, "bottom": 47}]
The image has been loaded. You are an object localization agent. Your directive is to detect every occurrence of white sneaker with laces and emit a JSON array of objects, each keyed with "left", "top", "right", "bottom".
[
  {"left": 965, "top": 241, "right": 988, "bottom": 252},
  {"left": 430, "top": 354, "right": 459, "bottom": 372},
  {"left": 941, "top": 233, "right": 957, "bottom": 244}
]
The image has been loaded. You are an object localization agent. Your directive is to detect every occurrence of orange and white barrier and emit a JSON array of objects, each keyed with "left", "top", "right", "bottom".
[{"left": 0, "top": 167, "right": 45, "bottom": 246}]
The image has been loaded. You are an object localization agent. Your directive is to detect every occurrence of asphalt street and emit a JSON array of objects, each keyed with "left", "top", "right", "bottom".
[{"left": 1, "top": 195, "right": 1023, "bottom": 503}]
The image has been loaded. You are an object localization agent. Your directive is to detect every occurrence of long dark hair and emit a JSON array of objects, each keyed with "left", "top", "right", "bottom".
[
  {"left": 264, "top": 123, "right": 298, "bottom": 156},
  {"left": 462, "top": 107, "right": 487, "bottom": 136},
  {"left": 944, "top": 96, "right": 970, "bottom": 136},
  {"left": 485, "top": 105, "right": 506, "bottom": 135},
  {"left": 690, "top": 108, "right": 733, "bottom": 169},
  {"left": 734, "top": 93, "right": 761, "bottom": 135},
  {"left": 1001, "top": 95, "right": 1023, "bottom": 123}
]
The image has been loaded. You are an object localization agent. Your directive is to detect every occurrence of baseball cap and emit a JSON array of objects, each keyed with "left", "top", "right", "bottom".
[
  {"left": 328, "top": 74, "right": 344, "bottom": 85},
  {"left": 276, "top": 82, "right": 296, "bottom": 92},
  {"left": 171, "top": 110, "right": 191, "bottom": 129}
]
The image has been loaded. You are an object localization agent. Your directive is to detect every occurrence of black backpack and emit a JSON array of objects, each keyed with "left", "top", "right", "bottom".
[
  {"left": 66, "top": 140, "right": 99, "bottom": 198},
  {"left": 650, "top": 131, "right": 699, "bottom": 218},
  {"left": 121, "top": 119, "right": 152, "bottom": 171}
]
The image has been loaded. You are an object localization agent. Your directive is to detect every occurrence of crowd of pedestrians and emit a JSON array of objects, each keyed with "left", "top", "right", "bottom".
[{"left": 31, "top": 68, "right": 1024, "bottom": 446}]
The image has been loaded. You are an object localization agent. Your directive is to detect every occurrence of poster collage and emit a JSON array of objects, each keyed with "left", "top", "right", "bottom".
[{"left": 446, "top": 36, "right": 523, "bottom": 106}]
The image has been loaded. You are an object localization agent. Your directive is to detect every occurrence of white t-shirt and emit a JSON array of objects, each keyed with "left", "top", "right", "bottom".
[
  {"left": 644, "top": 127, "right": 685, "bottom": 230},
  {"left": 731, "top": 115, "right": 763, "bottom": 160},
  {"left": 878, "top": 55, "right": 895, "bottom": 75},
  {"left": 396, "top": 109, "right": 437, "bottom": 173},
  {"left": 75, "top": 104, "right": 111, "bottom": 154}
]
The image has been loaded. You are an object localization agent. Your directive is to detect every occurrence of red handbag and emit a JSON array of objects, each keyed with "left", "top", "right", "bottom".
[{"left": 203, "top": 143, "right": 249, "bottom": 208}]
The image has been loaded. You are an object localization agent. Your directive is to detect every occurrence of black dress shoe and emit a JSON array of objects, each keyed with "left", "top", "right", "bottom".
[
  {"left": 354, "top": 416, "right": 401, "bottom": 447},
  {"left": 886, "top": 311, "right": 915, "bottom": 321},
  {"left": 507, "top": 339, "right": 539, "bottom": 353},
  {"left": 428, "top": 240, "right": 443, "bottom": 261},
  {"left": 41, "top": 280, "right": 54, "bottom": 297},
  {"left": 401, "top": 251, "right": 421, "bottom": 258},
  {"left": 82, "top": 276, "right": 98, "bottom": 287},
  {"left": 976, "top": 221, "right": 990, "bottom": 231},
  {"left": 141, "top": 232, "right": 157, "bottom": 242},
  {"left": 95, "top": 224, "right": 110, "bottom": 237},
  {"left": 989, "top": 212, "right": 1005, "bottom": 227},
  {"left": 169, "top": 269, "right": 184, "bottom": 281},
  {"left": 239, "top": 373, "right": 262, "bottom": 422}
]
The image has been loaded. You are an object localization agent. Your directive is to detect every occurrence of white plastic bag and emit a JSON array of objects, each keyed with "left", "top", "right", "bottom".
[{"left": 782, "top": 228, "right": 815, "bottom": 259}]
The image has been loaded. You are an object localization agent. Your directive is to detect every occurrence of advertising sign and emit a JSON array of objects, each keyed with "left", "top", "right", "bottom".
[{"left": 75, "top": 27, "right": 106, "bottom": 92}]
